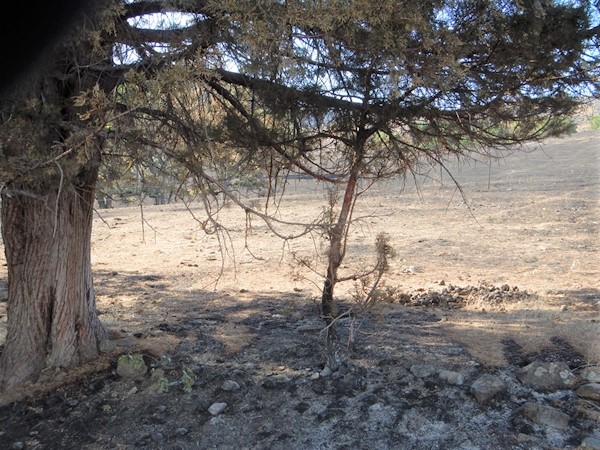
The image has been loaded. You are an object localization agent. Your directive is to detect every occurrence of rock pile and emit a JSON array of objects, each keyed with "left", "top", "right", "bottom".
[{"left": 396, "top": 281, "right": 536, "bottom": 308}]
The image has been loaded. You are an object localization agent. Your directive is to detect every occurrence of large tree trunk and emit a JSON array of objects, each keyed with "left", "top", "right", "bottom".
[{"left": 0, "top": 161, "right": 106, "bottom": 390}]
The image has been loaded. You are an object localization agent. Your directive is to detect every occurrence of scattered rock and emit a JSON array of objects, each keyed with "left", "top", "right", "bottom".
[
  {"left": 151, "top": 431, "right": 164, "bottom": 442},
  {"left": 331, "top": 370, "right": 343, "bottom": 380},
  {"left": 0, "top": 289, "right": 595, "bottom": 450},
  {"left": 470, "top": 374, "right": 507, "bottom": 402},
  {"left": 521, "top": 402, "right": 570, "bottom": 430},
  {"left": 577, "top": 383, "right": 600, "bottom": 401},
  {"left": 410, "top": 364, "right": 435, "bottom": 378},
  {"left": 98, "top": 339, "right": 117, "bottom": 353},
  {"left": 208, "top": 402, "right": 228, "bottom": 416},
  {"left": 262, "top": 374, "right": 291, "bottom": 388},
  {"left": 581, "top": 367, "right": 600, "bottom": 383},
  {"left": 516, "top": 433, "right": 540, "bottom": 444},
  {"left": 221, "top": 380, "right": 241, "bottom": 392},
  {"left": 116, "top": 354, "right": 148, "bottom": 379},
  {"left": 396, "top": 282, "right": 534, "bottom": 307},
  {"left": 516, "top": 361, "right": 574, "bottom": 391},
  {"left": 439, "top": 370, "right": 464, "bottom": 385},
  {"left": 581, "top": 436, "right": 600, "bottom": 449},
  {"left": 10, "top": 442, "right": 25, "bottom": 450},
  {"left": 320, "top": 366, "right": 332, "bottom": 378}
]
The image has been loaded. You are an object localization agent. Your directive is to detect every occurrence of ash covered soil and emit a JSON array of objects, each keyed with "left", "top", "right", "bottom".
[{"left": 0, "top": 131, "right": 599, "bottom": 449}]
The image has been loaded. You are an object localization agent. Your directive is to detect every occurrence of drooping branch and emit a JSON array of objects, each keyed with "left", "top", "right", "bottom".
[
  {"left": 122, "top": 0, "right": 209, "bottom": 21},
  {"left": 215, "top": 69, "right": 370, "bottom": 113}
]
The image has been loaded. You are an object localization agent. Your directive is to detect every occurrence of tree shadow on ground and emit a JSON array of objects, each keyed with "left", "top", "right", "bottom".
[
  {"left": 1, "top": 272, "right": 598, "bottom": 449},
  {"left": 554, "top": 288, "right": 600, "bottom": 311}
]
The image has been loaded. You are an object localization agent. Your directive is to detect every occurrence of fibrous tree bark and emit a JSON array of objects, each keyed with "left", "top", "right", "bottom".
[{"left": 0, "top": 158, "right": 106, "bottom": 389}]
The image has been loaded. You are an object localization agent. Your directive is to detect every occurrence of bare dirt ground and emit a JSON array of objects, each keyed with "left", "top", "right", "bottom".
[{"left": 0, "top": 130, "right": 599, "bottom": 449}]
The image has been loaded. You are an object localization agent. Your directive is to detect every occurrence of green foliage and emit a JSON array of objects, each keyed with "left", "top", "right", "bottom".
[
  {"left": 151, "top": 356, "right": 196, "bottom": 394},
  {"left": 118, "top": 354, "right": 144, "bottom": 368},
  {"left": 180, "top": 368, "right": 196, "bottom": 393},
  {"left": 155, "top": 375, "right": 170, "bottom": 394},
  {"left": 590, "top": 116, "right": 600, "bottom": 130},
  {"left": 350, "top": 233, "right": 396, "bottom": 309}
]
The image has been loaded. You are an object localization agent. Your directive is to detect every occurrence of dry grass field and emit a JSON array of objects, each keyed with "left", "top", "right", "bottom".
[{"left": 82, "top": 129, "right": 600, "bottom": 365}]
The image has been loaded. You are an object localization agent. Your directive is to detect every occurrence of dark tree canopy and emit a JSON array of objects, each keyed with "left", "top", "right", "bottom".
[{"left": 88, "top": 0, "right": 600, "bottom": 196}]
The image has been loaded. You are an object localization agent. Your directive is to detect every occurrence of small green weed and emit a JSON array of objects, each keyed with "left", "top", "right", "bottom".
[
  {"left": 181, "top": 368, "right": 196, "bottom": 393},
  {"left": 155, "top": 375, "right": 170, "bottom": 393}
]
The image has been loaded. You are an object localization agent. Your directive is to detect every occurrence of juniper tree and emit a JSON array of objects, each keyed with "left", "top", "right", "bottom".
[
  {"left": 0, "top": 0, "right": 597, "bottom": 387},
  {"left": 194, "top": 0, "right": 599, "bottom": 367}
]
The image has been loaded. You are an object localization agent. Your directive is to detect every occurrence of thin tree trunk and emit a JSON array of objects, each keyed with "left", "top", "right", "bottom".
[
  {"left": 0, "top": 162, "right": 106, "bottom": 390},
  {"left": 321, "top": 157, "right": 361, "bottom": 370}
]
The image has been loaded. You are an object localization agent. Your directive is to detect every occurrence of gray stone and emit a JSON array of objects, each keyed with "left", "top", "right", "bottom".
[
  {"left": 369, "top": 402, "right": 384, "bottom": 412},
  {"left": 98, "top": 339, "right": 116, "bottom": 353},
  {"left": 175, "top": 427, "right": 189, "bottom": 436},
  {"left": 581, "top": 367, "right": 600, "bottom": 383},
  {"left": 577, "top": 383, "right": 600, "bottom": 401},
  {"left": 516, "top": 361, "right": 574, "bottom": 391},
  {"left": 516, "top": 433, "right": 540, "bottom": 444},
  {"left": 221, "top": 380, "right": 241, "bottom": 391},
  {"left": 320, "top": 366, "right": 332, "bottom": 378},
  {"left": 521, "top": 402, "right": 570, "bottom": 430},
  {"left": 116, "top": 354, "right": 148, "bottom": 379},
  {"left": 151, "top": 431, "right": 164, "bottom": 442},
  {"left": 470, "top": 374, "right": 507, "bottom": 402},
  {"left": 10, "top": 442, "right": 25, "bottom": 450},
  {"left": 208, "top": 402, "right": 228, "bottom": 416},
  {"left": 438, "top": 370, "right": 464, "bottom": 385},
  {"left": 581, "top": 436, "right": 600, "bottom": 449},
  {"left": 410, "top": 364, "right": 435, "bottom": 378},
  {"left": 262, "top": 374, "right": 291, "bottom": 388}
]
